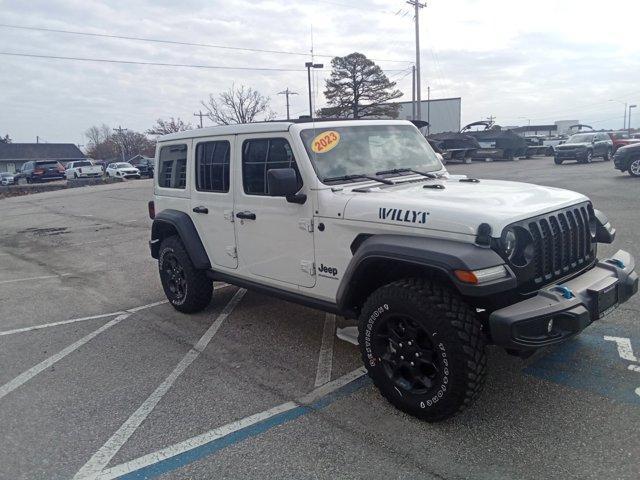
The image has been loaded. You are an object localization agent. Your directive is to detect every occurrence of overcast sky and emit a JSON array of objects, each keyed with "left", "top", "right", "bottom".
[{"left": 1, "top": 0, "right": 639, "bottom": 143}]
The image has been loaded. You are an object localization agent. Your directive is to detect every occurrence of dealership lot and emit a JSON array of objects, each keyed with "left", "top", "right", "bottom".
[{"left": 0, "top": 159, "right": 639, "bottom": 480}]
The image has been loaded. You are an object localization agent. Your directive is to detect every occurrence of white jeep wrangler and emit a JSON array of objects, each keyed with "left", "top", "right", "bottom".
[{"left": 149, "top": 119, "right": 638, "bottom": 421}]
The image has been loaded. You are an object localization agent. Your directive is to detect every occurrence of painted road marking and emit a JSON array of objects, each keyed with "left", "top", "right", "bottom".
[
  {"left": 314, "top": 313, "right": 336, "bottom": 387},
  {"left": 0, "top": 313, "right": 130, "bottom": 401},
  {"left": 525, "top": 332, "right": 640, "bottom": 405},
  {"left": 94, "top": 367, "right": 368, "bottom": 480},
  {"left": 0, "top": 286, "right": 230, "bottom": 337},
  {"left": 603, "top": 336, "right": 638, "bottom": 362},
  {"left": 0, "top": 273, "right": 72, "bottom": 285},
  {"left": 73, "top": 288, "right": 247, "bottom": 480}
]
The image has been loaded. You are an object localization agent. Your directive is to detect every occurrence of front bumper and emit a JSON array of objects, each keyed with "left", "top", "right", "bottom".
[
  {"left": 613, "top": 154, "right": 629, "bottom": 171},
  {"left": 489, "top": 250, "right": 638, "bottom": 350},
  {"left": 555, "top": 149, "right": 587, "bottom": 160}
]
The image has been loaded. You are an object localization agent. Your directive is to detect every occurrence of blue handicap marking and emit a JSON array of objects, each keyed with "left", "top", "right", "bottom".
[{"left": 524, "top": 323, "right": 640, "bottom": 406}]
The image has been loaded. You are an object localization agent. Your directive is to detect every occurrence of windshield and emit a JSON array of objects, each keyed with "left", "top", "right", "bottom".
[
  {"left": 567, "top": 134, "right": 594, "bottom": 143},
  {"left": 115, "top": 163, "right": 133, "bottom": 168},
  {"left": 74, "top": 161, "right": 92, "bottom": 167},
  {"left": 300, "top": 125, "right": 441, "bottom": 183},
  {"left": 612, "top": 132, "right": 630, "bottom": 139}
]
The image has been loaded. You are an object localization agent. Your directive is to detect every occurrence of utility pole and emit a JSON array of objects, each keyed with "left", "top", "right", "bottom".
[
  {"left": 427, "top": 85, "right": 430, "bottom": 134},
  {"left": 36, "top": 136, "right": 39, "bottom": 144},
  {"left": 193, "top": 110, "right": 205, "bottom": 128},
  {"left": 278, "top": 88, "right": 299, "bottom": 120},
  {"left": 305, "top": 62, "right": 323, "bottom": 118},
  {"left": 407, "top": 1, "right": 425, "bottom": 120},
  {"left": 411, "top": 65, "right": 416, "bottom": 119},
  {"left": 114, "top": 125, "right": 127, "bottom": 161},
  {"left": 629, "top": 105, "right": 637, "bottom": 135}
]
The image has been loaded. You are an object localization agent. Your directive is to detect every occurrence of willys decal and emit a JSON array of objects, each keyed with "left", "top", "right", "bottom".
[{"left": 379, "top": 207, "right": 429, "bottom": 224}]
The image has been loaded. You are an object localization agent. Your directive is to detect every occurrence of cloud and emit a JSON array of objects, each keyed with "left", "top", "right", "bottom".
[{"left": 0, "top": 0, "right": 638, "bottom": 142}]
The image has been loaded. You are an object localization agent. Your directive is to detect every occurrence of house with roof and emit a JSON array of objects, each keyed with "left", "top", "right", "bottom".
[{"left": 0, "top": 143, "right": 87, "bottom": 173}]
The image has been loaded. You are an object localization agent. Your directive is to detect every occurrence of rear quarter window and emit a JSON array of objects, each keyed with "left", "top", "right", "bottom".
[{"left": 158, "top": 144, "right": 188, "bottom": 189}]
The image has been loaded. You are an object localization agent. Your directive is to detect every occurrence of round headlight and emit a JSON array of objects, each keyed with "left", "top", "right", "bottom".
[{"left": 503, "top": 229, "right": 517, "bottom": 259}]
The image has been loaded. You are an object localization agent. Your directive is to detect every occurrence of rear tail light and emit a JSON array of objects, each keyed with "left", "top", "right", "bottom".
[
  {"left": 148, "top": 201, "right": 155, "bottom": 219},
  {"left": 34, "top": 169, "right": 44, "bottom": 175}
]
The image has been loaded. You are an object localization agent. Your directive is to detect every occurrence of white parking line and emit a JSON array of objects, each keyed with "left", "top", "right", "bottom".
[
  {"left": 73, "top": 288, "right": 247, "bottom": 480},
  {"left": 0, "top": 312, "right": 125, "bottom": 337},
  {"left": 604, "top": 336, "right": 638, "bottom": 362},
  {"left": 314, "top": 313, "right": 336, "bottom": 387},
  {"left": 0, "top": 313, "right": 130, "bottom": 401},
  {"left": 0, "top": 273, "right": 72, "bottom": 285},
  {"left": 95, "top": 367, "right": 367, "bottom": 480}
]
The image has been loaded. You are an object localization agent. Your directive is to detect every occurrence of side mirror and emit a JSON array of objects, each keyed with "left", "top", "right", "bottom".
[{"left": 267, "top": 168, "right": 306, "bottom": 204}]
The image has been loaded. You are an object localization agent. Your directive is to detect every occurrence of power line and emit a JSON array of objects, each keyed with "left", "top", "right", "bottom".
[
  {"left": 0, "top": 23, "right": 413, "bottom": 64},
  {"left": 0, "top": 51, "right": 309, "bottom": 71}
]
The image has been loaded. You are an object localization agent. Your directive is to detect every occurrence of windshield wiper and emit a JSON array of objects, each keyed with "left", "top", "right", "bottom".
[
  {"left": 323, "top": 173, "right": 395, "bottom": 185},
  {"left": 375, "top": 167, "right": 438, "bottom": 179}
]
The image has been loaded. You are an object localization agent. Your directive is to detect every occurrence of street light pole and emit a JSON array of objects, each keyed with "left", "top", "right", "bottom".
[
  {"left": 609, "top": 99, "right": 627, "bottom": 130},
  {"left": 407, "top": 1, "right": 425, "bottom": 120},
  {"left": 305, "top": 62, "right": 323, "bottom": 118},
  {"left": 629, "top": 105, "right": 637, "bottom": 135}
]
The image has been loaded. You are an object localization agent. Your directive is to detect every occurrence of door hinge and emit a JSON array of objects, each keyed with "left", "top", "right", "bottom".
[
  {"left": 224, "top": 210, "right": 234, "bottom": 222},
  {"left": 300, "top": 260, "right": 315, "bottom": 275},
  {"left": 298, "top": 218, "right": 314, "bottom": 232},
  {"left": 226, "top": 246, "right": 237, "bottom": 258}
]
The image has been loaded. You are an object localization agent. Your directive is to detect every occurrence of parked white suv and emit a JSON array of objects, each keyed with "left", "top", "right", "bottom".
[
  {"left": 149, "top": 119, "right": 638, "bottom": 421},
  {"left": 106, "top": 162, "right": 141, "bottom": 179}
]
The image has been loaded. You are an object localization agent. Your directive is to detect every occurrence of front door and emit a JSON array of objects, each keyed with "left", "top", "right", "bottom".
[
  {"left": 233, "top": 134, "right": 315, "bottom": 287},
  {"left": 190, "top": 136, "right": 238, "bottom": 269}
]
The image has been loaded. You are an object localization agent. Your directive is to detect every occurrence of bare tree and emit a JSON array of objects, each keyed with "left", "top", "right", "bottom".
[
  {"left": 0, "top": 134, "right": 11, "bottom": 144},
  {"left": 202, "top": 84, "right": 275, "bottom": 125},
  {"left": 146, "top": 117, "right": 193, "bottom": 136},
  {"left": 85, "top": 124, "right": 118, "bottom": 159},
  {"left": 84, "top": 124, "right": 154, "bottom": 160}
]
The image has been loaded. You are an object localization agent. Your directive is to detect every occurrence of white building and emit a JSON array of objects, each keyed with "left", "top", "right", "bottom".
[{"left": 394, "top": 97, "right": 462, "bottom": 134}]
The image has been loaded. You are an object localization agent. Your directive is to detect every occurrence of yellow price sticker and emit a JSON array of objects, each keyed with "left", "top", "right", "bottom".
[{"left": 311, "top": 131, "right": 340, "bottom": 154}]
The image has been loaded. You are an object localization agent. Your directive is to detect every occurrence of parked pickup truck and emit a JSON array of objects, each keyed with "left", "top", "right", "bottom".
[{"left": 65, "top": 160, "right": 103, "bottom": 179}]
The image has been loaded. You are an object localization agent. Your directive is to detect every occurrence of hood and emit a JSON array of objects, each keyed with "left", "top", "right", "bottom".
[
  {"left": 616, "top": 142, "right": 640, "bottom": 153},
  {"left": 342, "top": 177, "right": 588, "bottom": 237},
  {"left": 556, "top": 142, "right": 591, "bottom": 149}
]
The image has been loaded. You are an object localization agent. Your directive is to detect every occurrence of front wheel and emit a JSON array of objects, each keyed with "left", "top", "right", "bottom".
[
  {"left": 603, "top": 148, "right": 612, "bottom": 161},
  {"left": 358, "top": 278, "right": 487, "bottom": 422},
  {"left": 158, "top": 236, "right": 212, "bottom": 313},
  {"left": 554, "top": 157, "right": 563, "bottom": 165},
  {"left": 584, "top": 150, "right": 593, "bottom": 163},
  {"left": 629, "top": 158, "right": 640, "bottom": 177}
]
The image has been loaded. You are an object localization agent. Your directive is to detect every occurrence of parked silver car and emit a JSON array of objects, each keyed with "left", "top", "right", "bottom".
[{"left": 0, "top": 172, "right": 15, "bottom": 186}]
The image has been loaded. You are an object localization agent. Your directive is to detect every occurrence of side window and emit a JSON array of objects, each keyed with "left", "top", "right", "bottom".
[
  {"left": 195, "top": 140, "right": 230, "bottom": 192},
  {"left": 158, "top": 144, "right": 187, "bottom": 189},
  {"left": 242, "top": 138, "right": 301, "bottom": 195}
]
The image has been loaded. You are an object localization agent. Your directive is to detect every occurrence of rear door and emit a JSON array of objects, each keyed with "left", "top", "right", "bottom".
[{"left": 190, "top": 136, "right": 238, "bottom": 269}]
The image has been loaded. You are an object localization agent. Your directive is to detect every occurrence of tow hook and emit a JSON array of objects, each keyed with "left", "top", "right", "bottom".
[{"left": 552, "top": 285, "right": 574, "bottom": 299}]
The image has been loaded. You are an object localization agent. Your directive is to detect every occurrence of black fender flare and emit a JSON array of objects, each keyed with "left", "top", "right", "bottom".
[
  {"left": 336, "top": 234, "right": 515, "bottom": 312},
  {"left": 150, "top": 209, "right": 211, "bottom": 270}
]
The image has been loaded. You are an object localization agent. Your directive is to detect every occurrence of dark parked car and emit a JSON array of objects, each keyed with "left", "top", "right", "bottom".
[
  {"left": 130, "top": 157, "right": 154, "bottom": 177},
  {"left": 613, "top": 142, "right": 640, "bottom": 177},
  {"left": 17, "top": 160, "right": 66, "bottom": 183},
  {"left": 554, "top": 132, "right": 613, "bottom": 164}
]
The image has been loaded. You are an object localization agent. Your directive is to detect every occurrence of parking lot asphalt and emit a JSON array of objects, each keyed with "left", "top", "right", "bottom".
[{"left": 0, "top": 159, "right": 639, "bottom": 480}]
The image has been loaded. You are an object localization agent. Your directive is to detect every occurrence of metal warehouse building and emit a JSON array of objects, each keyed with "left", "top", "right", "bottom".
[{"left": 395, "top": 97, "right": 462, "bottom": 134}]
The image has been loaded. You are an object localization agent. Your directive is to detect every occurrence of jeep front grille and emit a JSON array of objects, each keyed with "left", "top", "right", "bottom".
[{"left": 526, "top": 204, "right": 594, "bottom": 285}]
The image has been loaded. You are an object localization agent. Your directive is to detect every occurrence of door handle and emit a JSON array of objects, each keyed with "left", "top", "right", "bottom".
[
  {"left": 236, "top": 211, "right": 256, "bottom": 220},
  {"left": 192, "top": 206, "right": 209, "bottom": 214}
]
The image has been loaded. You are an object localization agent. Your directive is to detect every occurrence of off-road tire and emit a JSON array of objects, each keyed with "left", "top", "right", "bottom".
[
  {"left": 358, "top": 278, "right": 487, "bottom": 422},
  {"left": 158, "top": 235, "right": 212, "bottom": 313},
  {"left": 554, "top": 157, "right": 563, "bottom": 165}
]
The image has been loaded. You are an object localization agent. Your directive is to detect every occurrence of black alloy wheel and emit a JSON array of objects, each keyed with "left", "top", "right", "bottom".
[
  {"left": 161, "top": 252, "right": 187, "bottom": 301},
  {"left": 374, "top": 314, "right": 442, "bottom": 395}
]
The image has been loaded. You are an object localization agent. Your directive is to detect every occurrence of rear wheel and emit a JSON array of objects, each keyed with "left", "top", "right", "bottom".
[
  {"left": 158, "top": 236, "right": 212, "bottom": 313},
  {"left": 554, "top": 157, "right": 563, "bottom": 165},
  {"left": 584, "top": 150, "right": 593, "bottom": 163},
  {"left": 603, "top": 148, "right": 612, "bottom": 161},
  {"left": 629, "top": 158, "right": 640, "bottom": 177},
  {"left": 358, "top": 278, "right": 487, "bottom": 422}
]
